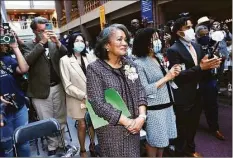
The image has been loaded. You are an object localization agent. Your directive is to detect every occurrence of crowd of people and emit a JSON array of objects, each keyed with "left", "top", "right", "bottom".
[{"left": 0, "top": 12, "right": 231, "bottom": 157}]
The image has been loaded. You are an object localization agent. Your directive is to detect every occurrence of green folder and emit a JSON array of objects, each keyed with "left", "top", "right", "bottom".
[{"left": 86, "top": 88, "right": 131, "bottom": 129}]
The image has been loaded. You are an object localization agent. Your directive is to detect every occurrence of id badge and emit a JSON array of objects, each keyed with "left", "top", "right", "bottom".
[{"left": 180, "top": 63, "right": 186, "bottom": 71}]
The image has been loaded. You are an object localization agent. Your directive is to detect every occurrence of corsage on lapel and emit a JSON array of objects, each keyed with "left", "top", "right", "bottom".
[{"left": 123, "top": 64, "right": 138, "bottom": 83}]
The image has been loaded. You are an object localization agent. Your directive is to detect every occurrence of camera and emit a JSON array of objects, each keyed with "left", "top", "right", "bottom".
[
  {"left": 0, "top": 103, "right": 7, "bottom": 127},
  {"left": 0, "top": 23, "right": 15, "bottom": 44},
  {"left": 201, "top": 39, "right": 216, "bottom": 59},
  {"left": 0, "top": 93, "right": 18, "bottom": 127},
  {"left": 3, "top": 93, "right": 18, "bottom": 109}
]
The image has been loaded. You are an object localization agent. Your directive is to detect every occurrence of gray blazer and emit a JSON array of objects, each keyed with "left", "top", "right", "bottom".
[
  {"left": 22, "top": 40, "right": 67, "bottom": 99},
  {"left": 134, "top": 57, "right": 172, "bottom": 106}
]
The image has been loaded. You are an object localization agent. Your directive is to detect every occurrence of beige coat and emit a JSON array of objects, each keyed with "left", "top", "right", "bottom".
[{"left": 59, "top": 53, "right": 96, "bottom": 119}]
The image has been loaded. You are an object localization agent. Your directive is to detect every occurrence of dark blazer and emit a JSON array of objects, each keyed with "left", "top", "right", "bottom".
[
  {"left": 167, "top": 40, "right": 204, "bottom": 106},
  {"left": 22, "top": 41, "right": 67, "bottom": 99}
]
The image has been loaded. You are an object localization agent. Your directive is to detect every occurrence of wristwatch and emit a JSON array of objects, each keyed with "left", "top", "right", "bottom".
[{"left": 139, "top": 114, "right": 147, "bottom": 121}]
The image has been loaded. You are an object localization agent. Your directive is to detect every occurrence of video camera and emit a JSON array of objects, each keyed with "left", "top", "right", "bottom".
[
  {"left": 0, "top": 23, "right": 15, "bottom": 44},
  {"left": 0, "top": 93, "right": 18, "bottom": 127},
  {"left": 3, "top": 93, "right": 19, "bottom": 109}
]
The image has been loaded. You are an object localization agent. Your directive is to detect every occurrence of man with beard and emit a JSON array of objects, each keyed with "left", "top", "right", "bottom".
[{"left": 22, "top": 17, "right": 68, "bottom": 156}]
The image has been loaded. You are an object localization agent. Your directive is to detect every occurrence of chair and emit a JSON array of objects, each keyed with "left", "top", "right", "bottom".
[
  {"left": 25, "top": 97, "right": 72, "bottom": 154},
  {"left": 13, "top": 118, "right": 66, "bottom": 157}
]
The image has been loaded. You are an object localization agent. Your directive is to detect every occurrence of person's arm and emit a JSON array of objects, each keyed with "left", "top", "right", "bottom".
[
  {"left": 167, "top": 48, "right": 202, "bottom": 85},
  {"left": 86, "top": 64, "right": 131, "bottom": 126},
  {"left": 167, "top": 48, "right": 221, "bottom": 85},
  {"left": 48, "top": 31, "right": 67, "bottom": 58},
  {"left": 21, "top": 42, "right": 45, "bottom": 66},
  {"left": 9, "top": 40, "right": 29, "bottom": 74},
  {"left": 135, "top": 62, "right": 178, "bottom": 95},
  {"left": 59, "top": 58, "right": 86, "bottom": 100},
  {"left": 21, "top": 31, "right": 50, "bottom": 66}
]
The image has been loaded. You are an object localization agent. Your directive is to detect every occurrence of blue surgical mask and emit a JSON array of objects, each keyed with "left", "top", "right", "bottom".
[
  {"left": 153, "top": 39, "right": 162, "bottom": 53},
  {"left": 73, "top": 42, "right": 85, "bottom": 53}
]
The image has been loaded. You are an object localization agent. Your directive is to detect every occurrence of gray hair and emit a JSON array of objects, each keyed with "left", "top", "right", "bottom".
[
  {"left": 195, "top": 25, "right": 208, "bottom": 38},
  {"left": 30, "top": 16, "right": 49, "bottom": 31},
  {"left": 94, "top": 24, "right": 130, "bottom": 60}
]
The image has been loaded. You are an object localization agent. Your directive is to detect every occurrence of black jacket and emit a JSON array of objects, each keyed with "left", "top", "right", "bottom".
[{"left": 167, "top": 40, "right": 205, "bottom": 106}]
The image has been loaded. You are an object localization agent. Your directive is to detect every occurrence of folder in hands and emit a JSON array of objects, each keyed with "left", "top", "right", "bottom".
[{"left": 86, "top": 88, "right": 131, "bottom": 129}]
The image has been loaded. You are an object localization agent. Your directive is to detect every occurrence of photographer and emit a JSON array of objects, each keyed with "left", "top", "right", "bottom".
[
  {"left": 195, "top": 25, "right": 225, "bottom": 141},
  {"left": 0, "top": 26, "right": 30, "bottom": 157},
  {"left": 21, "top": 17, "right": 68, "bottom": 156}
]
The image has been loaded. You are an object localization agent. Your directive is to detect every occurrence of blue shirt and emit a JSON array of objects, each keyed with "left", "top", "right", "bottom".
[
  {"left": 0, "top": 55, "right": 25, "bottom": 108},
  {"left": 179, "top": 39, "right": 193, "bottom": 54}
]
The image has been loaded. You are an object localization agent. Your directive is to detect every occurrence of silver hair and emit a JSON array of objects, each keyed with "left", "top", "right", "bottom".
[
  {"left": 195, "top": 25, "right": 208, "bottom": 37},
  {"left": 95, "top": 24, "right": 130, "bottom": 60}
]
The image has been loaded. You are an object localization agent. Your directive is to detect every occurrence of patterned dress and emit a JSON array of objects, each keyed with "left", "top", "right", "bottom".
[
  {"left": 134, "top": 56, "right": 177, "bottom": 148},
  {"left": 86, "top": 58, "right": 147, "bottom": 157}
]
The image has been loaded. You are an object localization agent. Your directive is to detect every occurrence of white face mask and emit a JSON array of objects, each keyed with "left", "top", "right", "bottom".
[
  {"left": 153, "top": 39, "right": 162, "bottom": 53},
  {"left": 183, "top": 28, "right": 195, "bottom": 42},
  {"left": 73, "top": 42, "right": 85, "bottom": 53}
]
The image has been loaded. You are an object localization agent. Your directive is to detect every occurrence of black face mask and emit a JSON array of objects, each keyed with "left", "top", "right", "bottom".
[{"left": 197, "top": 36, "right": 210, "bottom": 46}]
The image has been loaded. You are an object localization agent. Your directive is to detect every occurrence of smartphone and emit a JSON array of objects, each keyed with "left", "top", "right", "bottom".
[{"left": 45, "top": 23, "right": 53, "bottom": 30}]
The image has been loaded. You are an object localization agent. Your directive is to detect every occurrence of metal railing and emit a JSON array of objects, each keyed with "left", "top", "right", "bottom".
[
  {"left": 84, "top": 0, "right": 100, "bottom": 13},
  {"left": 84, "top": 0, "right": 111, "bottom": 13}
]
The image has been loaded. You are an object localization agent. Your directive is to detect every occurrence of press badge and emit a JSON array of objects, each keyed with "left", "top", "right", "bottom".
[{"left": 180, "top": 63, "right": 186, "bottom": 71}]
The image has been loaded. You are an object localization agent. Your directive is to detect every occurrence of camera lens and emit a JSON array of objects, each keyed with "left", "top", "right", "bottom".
[{"left": 3, "top": 36, "right": 10, "bottom": 43}]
